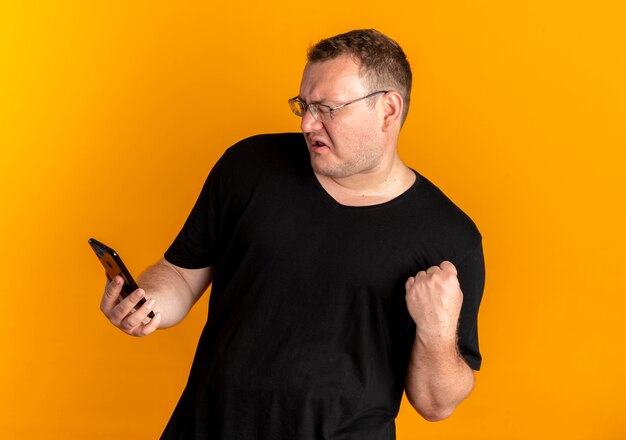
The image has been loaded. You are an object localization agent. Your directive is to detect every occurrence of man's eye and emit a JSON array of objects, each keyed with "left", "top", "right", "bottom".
[{"left": 316, "top": 105, "right": 330, "bottom": 114}]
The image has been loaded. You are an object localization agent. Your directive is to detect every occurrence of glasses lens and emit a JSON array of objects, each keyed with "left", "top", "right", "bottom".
[
  {"left": 313, "top": 105, "right": 330, "bottom": 120},
  {"left": 289, "top": 98, "right": 305, "bottom": 117}
]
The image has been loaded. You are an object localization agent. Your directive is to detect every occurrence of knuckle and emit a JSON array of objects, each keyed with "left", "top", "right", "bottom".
[
  {"left": 444, "top": 272, "right": 459, "bottom": 285},
  {"left": 132, "top": 289, "right": 146, "bottom": 303},
  {"left": 104, "top": 285, "right": 114, "bottom": 297},
  {"left": 109, "top": 306, "right": 129, "bottom": 326},
  {"left": 105, "top": 278, "right": 120, "bottom": 295},
  {"left": 102, "top": 304, "right": 116, "bottom": 320},
  {"left": 121, "top": 317, "right": 137, "bottom": 331},
  {"left": 441, "top": 261, "right": 457, "bottom": 274},
  {"left": 139, "top": 325, "right": 153, "bottom": 337},
  {"left": 138, "top": 320, "right": 157, "bottom": 337}
]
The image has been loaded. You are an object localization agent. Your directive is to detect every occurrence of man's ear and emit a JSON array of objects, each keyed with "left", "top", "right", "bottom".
[{"left": 381, "top": 91, "right": 404, "bottom": 132}]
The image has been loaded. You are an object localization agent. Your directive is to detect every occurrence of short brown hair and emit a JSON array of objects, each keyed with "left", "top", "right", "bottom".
[{"left": 307, "top": 29, "right": 412, "bottom": 124}]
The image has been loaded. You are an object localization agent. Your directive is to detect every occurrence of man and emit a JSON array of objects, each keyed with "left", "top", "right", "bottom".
[{"left": 100, "top": 29, "right": 484, "bottom": 439}]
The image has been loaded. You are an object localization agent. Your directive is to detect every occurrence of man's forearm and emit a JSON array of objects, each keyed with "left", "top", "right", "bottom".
[
  {"left": 405, "top": 334, "right": 475, "bottom": 421},
  {"left": 137, "top": 259, "right": 211, "bottom": 328}
]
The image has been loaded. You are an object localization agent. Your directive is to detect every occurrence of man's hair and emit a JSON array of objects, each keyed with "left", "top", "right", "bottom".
[{"left": 307, "top": 29, "right": 412, "bottom": 124}]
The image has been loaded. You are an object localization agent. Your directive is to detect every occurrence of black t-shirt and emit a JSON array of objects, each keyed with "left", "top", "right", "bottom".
[{"left": 161, "top": 133, "right": 484, "bottom": 440}]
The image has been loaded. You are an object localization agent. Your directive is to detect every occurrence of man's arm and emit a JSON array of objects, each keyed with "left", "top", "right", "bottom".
[
  {"left": 404, "top": 261, "right": 475, "bottom": 421},
  {"left": 100, "top": 258, "right": 214, "bottom": 336}
]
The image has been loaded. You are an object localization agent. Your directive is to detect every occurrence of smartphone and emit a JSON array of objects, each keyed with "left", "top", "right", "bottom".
[{"left": 88, "top": 238, "right": 155, "bottom": 319}]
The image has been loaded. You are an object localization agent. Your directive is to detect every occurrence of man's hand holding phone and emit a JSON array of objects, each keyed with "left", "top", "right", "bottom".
[
  {"left": 100, "top": 275, "right": 161, "bottom": 337},
  {"left": 89, "top": 238, "right": 161, "bottom": 336}
]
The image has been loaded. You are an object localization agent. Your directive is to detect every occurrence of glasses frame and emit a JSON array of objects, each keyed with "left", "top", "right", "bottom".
[{"left": 288, "top": 90, "right": 389, "bottom": 121}]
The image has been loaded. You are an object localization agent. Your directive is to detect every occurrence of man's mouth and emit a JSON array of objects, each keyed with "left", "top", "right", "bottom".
[
  {"left": 308, "top": 136, "right": 331, "bottom": 152},
  {"left": 310, "top": 139, "right": 329, "bottom": 149}
]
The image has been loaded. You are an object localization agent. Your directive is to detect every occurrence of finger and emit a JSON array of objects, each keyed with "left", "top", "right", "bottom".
[
  {"left": 136, "top": 312, "right": 161, "bottom": 337},
  {"left": 121, "top": 297, "right": 156, "bottom": 331},
  {"left": 405, "top": 277, "right": 415, "bottom": 290},
  {"left": 440, "top": 260, "right": 457, "bottom": 276},
  {"left": 108, "top": 288, "right": 146, "bottom": 325},
  {"left": 100, "top": 276, "right": 124, "bottom": 314},
  {"left": 426, "top": 265, "right": 440, "bottom": 275}
]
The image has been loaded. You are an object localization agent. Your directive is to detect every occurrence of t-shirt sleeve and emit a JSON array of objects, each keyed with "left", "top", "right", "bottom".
[
  {"left": 164, "top": 157, "right": 224, "bottom": 269},
  {"left": 455, "top": 240, "right": 485, "bottom": 371}
]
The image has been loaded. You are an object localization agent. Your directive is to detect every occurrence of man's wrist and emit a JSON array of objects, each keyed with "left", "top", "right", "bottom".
[{"left": 414, "top": 329, "right": 460, "bottom": 361}]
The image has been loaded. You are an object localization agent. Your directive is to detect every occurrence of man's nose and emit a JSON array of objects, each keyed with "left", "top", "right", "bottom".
[{"left": 300, "top": 107, "right": 323, "bottom": 133}]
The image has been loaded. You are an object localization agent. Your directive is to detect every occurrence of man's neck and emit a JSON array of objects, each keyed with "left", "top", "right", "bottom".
[{"left": 315, "top": 155, "right": 416, "bottom": 207}]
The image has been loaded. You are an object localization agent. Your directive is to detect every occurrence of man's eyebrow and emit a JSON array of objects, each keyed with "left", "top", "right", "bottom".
[{"left": 297, "top": 96, "right": 331, "bottom": 105}]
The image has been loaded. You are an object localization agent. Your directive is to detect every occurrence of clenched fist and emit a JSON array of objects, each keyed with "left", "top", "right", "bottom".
[{"left": 405, "top": 261, "right": 463, "bottom": 343}]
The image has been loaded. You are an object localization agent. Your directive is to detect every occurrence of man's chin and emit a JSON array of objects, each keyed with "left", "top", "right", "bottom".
[{"left": 311, "top": 161, "right": 352, "bottom": 179}]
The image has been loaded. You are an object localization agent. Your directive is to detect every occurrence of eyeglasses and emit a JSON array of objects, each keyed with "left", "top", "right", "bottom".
[{"left": 288, "top": 90, "right": 388, "bottom": 121}]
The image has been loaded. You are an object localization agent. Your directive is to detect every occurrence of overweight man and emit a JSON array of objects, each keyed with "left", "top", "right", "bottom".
[{"left": 100, "top": 29, "right": 485, "bottom": 439}]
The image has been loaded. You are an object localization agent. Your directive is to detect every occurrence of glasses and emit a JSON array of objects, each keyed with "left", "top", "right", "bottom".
[{"left": 288, "top": 90, "right": 388, "bottom": 121}]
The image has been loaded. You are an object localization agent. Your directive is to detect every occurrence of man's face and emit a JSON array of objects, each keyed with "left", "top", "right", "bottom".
[{"left": 298, "top": 55, "right": 387, "bottom": 179}]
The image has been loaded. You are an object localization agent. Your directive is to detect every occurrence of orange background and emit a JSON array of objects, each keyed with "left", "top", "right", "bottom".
[{"left": 1, "top": 1, "right": 625, "bottom": 439}]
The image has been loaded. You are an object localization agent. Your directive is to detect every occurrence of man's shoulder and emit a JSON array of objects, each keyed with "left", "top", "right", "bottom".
[
  {"left": 224, "top": 132, "right": 305, "bottom": 158},
  {"left": 412, "top": 172, "right": 482, "bottom": 247},
  {"left": 212, "top": 132, "right": 309, "bottom": 184}
]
